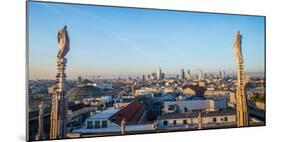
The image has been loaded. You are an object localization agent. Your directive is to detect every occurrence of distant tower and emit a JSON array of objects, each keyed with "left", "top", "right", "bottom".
[
  {"left": 210, "top": 73, "right": 214, "bottom": 79},
  {"left": 151, "top": 73, "right": 157, "bottom": 80},
  {"left": 142, "top": 75, "right": 145, "bottom": 82},
  {"left": 233, "top": 31, "right": 249, "bottom": 127},
  {"left": 181, "top": 69, "right": 185, "bottom": 80},
  {"left": 50, "top": 26, "right": 69, "bottom": 139},
  {"left": 222, "top": 70, "right": 226, "bottom": 79},
  {"left": 36, "top": 102, "right": 45, "bottom": 140},
  {"left": 77, "top": 76, "right": 82, "bottom": 83},
  {"left": 219, "top": 70, "right": 222, "bottom": 79},
  {"left": 157, "top": 68, "right": 162, "bottom": 80},
  {"left": 161, "top": 73, "right": 165, "bottom": 79},
  {"left": 204, "top": 73, "right": 207, "bottom": 80},
  {"left": 198, "top": 69, "right": 204, "bottom": 80},
  {"left": 187, "top": 69, "right": 191, "bottom": 80}
]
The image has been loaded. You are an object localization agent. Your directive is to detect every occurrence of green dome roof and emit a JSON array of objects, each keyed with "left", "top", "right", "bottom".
[{"left": 67, "top": 85, "right": 104, "bottom": 102}]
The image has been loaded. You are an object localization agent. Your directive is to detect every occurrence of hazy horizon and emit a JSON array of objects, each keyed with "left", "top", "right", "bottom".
[
  {"left": 28, "top": 71, "right": 265, "bottom": 80},
  {"left": 28, "top": 2, "right": 265, "bottom": 80}
]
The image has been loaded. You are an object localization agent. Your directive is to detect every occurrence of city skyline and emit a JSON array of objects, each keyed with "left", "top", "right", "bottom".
[
  {"left": 28, "top": 2, "right": 265, "bottom": 80},
  {"left": 27, "top": 2, "right": 265, "bottom": 141}
]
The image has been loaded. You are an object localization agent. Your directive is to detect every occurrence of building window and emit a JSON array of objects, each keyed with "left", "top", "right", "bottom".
[
  {"left": 87, "top": 120, "right": 93, "bottom": 129},
  {"left": 224, "top": 117, "right": 228, "bottom": 122},
  {"left": 163, "top": 120, "right": 168, "bottom": 126},
  {"left": 183, "top": 120, "right": 187, "bottom": 124},
  {"left": 95, "top": 121, "right": 100, "bottom": 128},
  {"left": 213, "top": 117, "right": 217, "bottom": 123},
  {"left": 168, "top": 105, "right": 175, "bottom": 111},
  {"left": 184, "top": 107, "right": 188, "bottom": 112},
  {"left": 173, "top": 120, "right": 177, "bottom": 125},
  {"left": 102, "top": 120, "right": 107, "bottom": 128}
]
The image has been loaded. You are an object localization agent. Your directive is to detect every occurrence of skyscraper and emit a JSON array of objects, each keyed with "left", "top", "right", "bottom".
[
  {"left": 181, "top": 69, "right": 185, "bottom": 80},
  {"left": 198, "top": 69, "right": 204, "bottom": 80},
  {"left": 234, "top": 31, "right": 249, "bottom": 127},
  {"left": 142, "top": 75, "right": 145, "bottom": 82},
  {"left": 176, "top": 74, "right": 179, "bottom": 80},
  {"left": 187, "top": 69, "right": 191, "bottom": 80},
  {"left": 151, "top": 73, "right": 157, "bottom": 80},
  {"left": 219, "top": 70, "right": 222, "bottom": 79},
  {"left": 157, "top": 68, "right": 162, "bottom": 80},
  {"left": 222, "top": 70, "right": 226, "bottom": 79},
  {"left": 204, "top": 73, "right": 207, "bottom": 80},
  {"left": 77, "top": 76, "right": 82, "bottom": 83}
]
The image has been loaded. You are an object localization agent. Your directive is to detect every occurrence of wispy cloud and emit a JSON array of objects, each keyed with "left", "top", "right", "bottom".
[
  {"left": 115, "top": 34, "right": 141, "bottom": 51},
  {"left": 36, "top": 2, "right": 62, "bottom": 15}
]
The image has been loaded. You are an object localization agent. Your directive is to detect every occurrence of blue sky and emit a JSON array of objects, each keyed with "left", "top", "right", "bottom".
[{"left": 28, "top": 1, "right": 265, "bottom": 79}]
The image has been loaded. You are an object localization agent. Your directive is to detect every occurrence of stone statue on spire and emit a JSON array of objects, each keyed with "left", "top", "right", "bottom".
[
  {"left": 234, "top": 31, "right": 244, "bottom": 64},
  {"left": 57, "top": 25, "right": 70, "bottom": 59},
  {"left": 233, "top": 31, "right": 249, "bottom": 127},
  {"left": 50, "top": 25, "right": 70, "bottom": 139}
]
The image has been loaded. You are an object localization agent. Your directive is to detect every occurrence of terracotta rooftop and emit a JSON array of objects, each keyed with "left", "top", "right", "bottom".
[
  {"left": 182, "top": 85, "right": 206, "bottom": 95},
  {"left": 110, "top": 101, "right": 146, "bottom": 125}
]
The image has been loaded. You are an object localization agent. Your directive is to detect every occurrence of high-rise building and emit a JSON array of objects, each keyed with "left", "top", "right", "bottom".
[
  {"left": 77, "top": 76, "right": 82, "bottom": 83},
  {"left": 222, "top": 70, "right": 226, "bottom": 79},
  {"left": 204, "top": 73, "right": 207, "bottom": 80},
  {"left": 181, "top": 69, "right": 185, "bottom": 80},
  {"left": 157, "top": 68, "right": 162, "bottom": 80},
  {"left": 187, "top": 69, "right": 191, "bottom": 80},
  {"left": 210, "top": 73, "right": 215, "bottom": 79},
  {"left": 161, "top": 73, "right": 165, "bottom": 79},
  {"left": 142, "top": 75, "right": 145, "bottom": 81},
  {"left": 151, "top": 73, "right": 157, "bottom": 80},
  {"left": 234, "top": 31, "right": 249, "bottom": 127},
  {"left": 219, "top": 70, "right": 222, "bottom": 79},
  {"left": 198, "top": 69, "right": 204, "bottom": 80}
]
